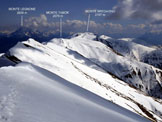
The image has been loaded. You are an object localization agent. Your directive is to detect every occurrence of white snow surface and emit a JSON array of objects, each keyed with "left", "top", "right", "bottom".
[
  {"left": 99, "top": 35, "right": 155, "bottom": 60},
  {"left": 99, "top": 35, "right": 162, "bottom": 76},
  {"left": 0, "top": 63, "right": 149, "bottom": 122},
  {"left": 0, "top": 53, "right": 4, "bottom": 57},
  {"left": 48, "top": 33, "right": 162, "bottom": 97},
  {"left": 6, "top": 37, "right": 162, "bottom": 121}
]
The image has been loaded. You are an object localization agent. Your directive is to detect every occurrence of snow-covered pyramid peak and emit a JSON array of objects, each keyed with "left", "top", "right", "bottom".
[
  {"left": 99, "top": 35, "right": 112, "bottom": 40},
  {"left": 71, "top": 32, "right": 98, "bottom": 40},
  {"left": 10, "top": 27, "right": 41, "bottom": 37}
]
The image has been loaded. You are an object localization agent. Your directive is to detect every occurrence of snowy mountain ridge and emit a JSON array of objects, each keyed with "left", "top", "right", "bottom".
[
  {"left": 98, "top": 34, "right": 162, "bottom": 71},
  {"left": 0, "top": 32, "right": 162, "bottom": 121},
  {"left": 49, "top": 33, "right": 162, "bottom": 98}
]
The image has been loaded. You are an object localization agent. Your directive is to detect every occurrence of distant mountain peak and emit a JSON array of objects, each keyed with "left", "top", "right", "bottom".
[
  {"left": 99, "top": 35, "right": 112, "bottom": 40},
  {"left": 71, "top": 32, "right": 98, "bottom": 40},
  {"left": 138, "top": 32, "right": 162, "bottom": 45},
  {"left": 10, "top": 27, "right": 41, "bottom": 37}
]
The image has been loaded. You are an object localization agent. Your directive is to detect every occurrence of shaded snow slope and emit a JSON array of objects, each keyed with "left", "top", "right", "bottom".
[
  {"left": 98, "top": 35, "right": 155, "bottom": 61},
  {"left": 99, "top": 35, "right": 162, "bottom": 71},
  {"left": 141, "top": 49, "right": 162, "bottom": 70},
  {"left": 0, "top": 63, "right": 150, "bottom": 122},
  {"left": 0, "top": 53, "right": 18, "bottom": 67},
  {"left": 4, "top": 38, "right": 162, "bottom": 121}
]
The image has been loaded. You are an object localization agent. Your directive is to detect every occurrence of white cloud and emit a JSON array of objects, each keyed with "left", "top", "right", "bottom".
[
  {"left": 109, "top": 0, "right": 162, "bottom": 21},
  {"left": 24, "top": 14, "right": 49, "bottom": 27},
  {"left": 23, "top": 14, "right": 162, "bottom": 37}
]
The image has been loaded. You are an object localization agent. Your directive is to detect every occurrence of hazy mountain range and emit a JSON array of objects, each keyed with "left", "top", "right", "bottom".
[{"left": 1, "top": 27, "right": 162, "bottom": 53}]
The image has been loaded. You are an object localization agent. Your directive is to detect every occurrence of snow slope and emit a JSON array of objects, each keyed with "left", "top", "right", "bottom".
[
  {"left": 141, "top": 49, "right": 162, "bottom": 70},
  {"left": 0, "top": 53, "right": 4, "bottom": 57},
  {"left": 99, "top": 35, "right": 162, "bottom": 72},
  {"left": 48, "top": 33, "right": 162, "bottom": 98},
  {"left": 98, "top": 35, "right": 155, "bottom": 61},
  {"left": 0, "top": 63, "right": 149, "bottom": 122},
  {"left": 2, "top": 37, "right": 161, "bottom": 121}
]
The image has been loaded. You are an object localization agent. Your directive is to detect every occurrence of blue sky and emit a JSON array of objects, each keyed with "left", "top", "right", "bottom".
[
  {"left": 0, "top": 0, "right": 117, "bottom": 26},
  {"left": 1, "top": 0, "right": 162, "bottom": 37}
]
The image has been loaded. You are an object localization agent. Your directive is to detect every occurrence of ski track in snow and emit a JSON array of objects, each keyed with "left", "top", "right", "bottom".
[
  {"left": 0, "top": 63, "right": 150, "bottom": 122},
  {"left": 0, "top": 84, "right": 18, "bottom": 122}
]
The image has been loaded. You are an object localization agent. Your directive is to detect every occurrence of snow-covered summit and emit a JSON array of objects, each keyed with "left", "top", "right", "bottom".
[
  {"left": 71, "top": 32, "right": 98, "bottom": 40},
  {"left": 99, "top": 35, "right": 112, "bottom": 40}
]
